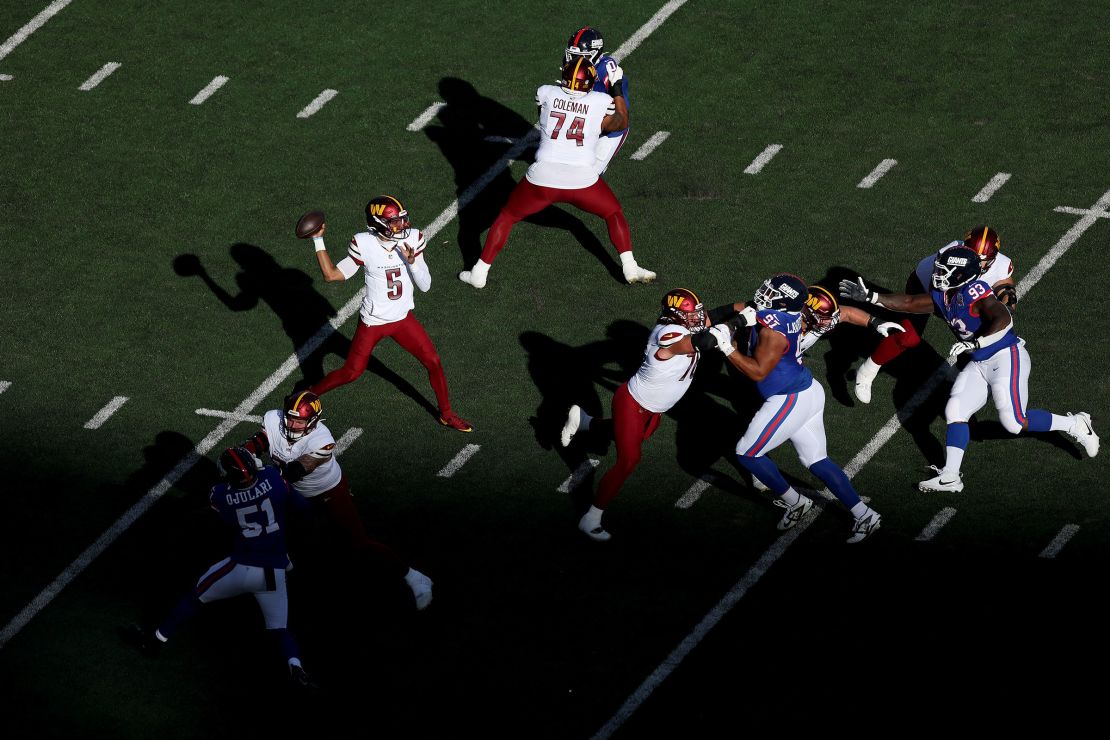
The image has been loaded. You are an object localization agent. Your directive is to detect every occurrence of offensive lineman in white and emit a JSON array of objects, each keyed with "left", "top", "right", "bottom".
[
  {"left": 561, "top": 289, "right": 754, "bottom": 541},
  {"left": 307, "top": 195, "right": 473, "bottom": 432},
  {"left": 241, "top": 390, "right": 435, "bottom": 609},
  {"left": 459, "top": 57, "right": 655, "bottom": 289}
]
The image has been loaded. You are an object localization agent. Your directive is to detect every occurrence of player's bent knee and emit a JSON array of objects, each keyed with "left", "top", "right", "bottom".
[
  {"left": 1000, "top": 416, "right": 1025, "bottom": 435},
  {"left": 896, "top": 328, "right": 921, "bottom": 350}
]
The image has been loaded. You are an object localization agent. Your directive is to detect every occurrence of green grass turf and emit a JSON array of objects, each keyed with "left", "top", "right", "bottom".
[{"left": 1, "top": 0, "right": 1109, "bottom": 737}]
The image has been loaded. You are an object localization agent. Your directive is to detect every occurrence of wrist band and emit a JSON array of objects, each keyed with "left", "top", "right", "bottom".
[{"left": 313, "top": 237, "right": 325, "bottom": 253}]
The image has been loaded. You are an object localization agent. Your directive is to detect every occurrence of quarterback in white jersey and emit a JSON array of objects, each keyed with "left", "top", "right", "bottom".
[
  {"left": 242, "top": 390, "right": 436, "bottom": 610},
  {"left": 305, "top": 194, "right": 472, "bottom": 433},
  {"left": 562, "top": 289, "right": 755, "bottom": 541},
  {"left": 849, "top": 225, "right": 1018, "bottom": 404},
  {"left": 458, "top": 57, "right": 655, "bottom": 289}
]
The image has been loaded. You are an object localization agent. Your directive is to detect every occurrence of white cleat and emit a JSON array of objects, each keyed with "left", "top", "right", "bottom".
[
  {"left": 847, "top": 511, "right": 881, "bottom": 544},
  {"left": 853, "top": 361, "right": 879, "bottom": 404},
  {"left": 458, "top": 269, "right": 486, "bottom": 289},
  {"left": 578, "top": 518, "right": 611, "bottom": 542},
  {"left": 560, "top": 405, "right": 581, "bottom": 448},
  {"left": 623, "top": 265, "right": 657, "bottom": 285},
  {"left": 1067, "top": 412, "right": 1099, "bottom": 458},
  {"left": 405, "top": 569, "right": 434, "bottom": 611},
  {"left": 918, "top": 465, "right": 964, "bottom": 493},
  {"left": 774, "top": 495, "right": 813, "bottom": 531}
]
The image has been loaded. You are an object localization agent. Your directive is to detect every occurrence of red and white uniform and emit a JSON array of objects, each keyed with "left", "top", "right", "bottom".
[
  {"left": 261, "top": 410, "right": 340, "bottom": 497},
  {"left": 528, "top": 85, "right": 616, "bottom": 190},
  {"left": 627, "top": 324, "right": 698, "bottom": 413},
  {"left": 337, "top": 229, "right": 431, "bottom": 325}
]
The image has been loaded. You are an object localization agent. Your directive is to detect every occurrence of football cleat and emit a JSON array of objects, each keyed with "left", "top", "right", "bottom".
[
  {"left": 561, "top": 405, "right": 582, "bottom": 447},
  {"left": 438, "top": 411, "right": 473, "bottom": 433},
  {"left": 458, "top": 269, "right": 486, "bottom": 289},
  {"left": 1066, "top": 412, "right": 1099, "bottom": 458},
  {"left": 578, "top": 518, "right": 611, "bottom": 542},
  {"left": 623, "top": 264, "right": 657, "bottom": 285},
  {"left": 847, "top": 511, "right": 881, "bottom": 544},
  {"left": 853, "top": 361, "right": 880, "bottom": 404},
  {"left": 289, "top": 664, "right": 320, "bottom": 691},
  {"left": 918, "top": 465, "right": 964, "bottom": 493},
  {"left": 405, "top": 569, "right": 434, "bottom": 611},
  {"left": 774, "top": 494, "right": 813, "bottom": 531}
]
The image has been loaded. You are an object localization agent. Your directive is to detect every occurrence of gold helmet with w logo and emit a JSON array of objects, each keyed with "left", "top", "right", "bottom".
[
  {"left": 659, "top": 288, "right": 705, "bottom": 330},
  {"left": 365, "top": 195, "right": 411, "bottom": 241},
  {"left": 282, "top": 390, "right": 323, "bottom": 442}
]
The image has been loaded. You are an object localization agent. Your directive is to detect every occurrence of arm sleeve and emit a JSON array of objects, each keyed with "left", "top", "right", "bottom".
[
  {"left": 409, "top": 253, "right": 431, "bottom": 292},
  {"left": 690, "top": 330, "right": 718, "bottom": 354},
  {"left": 336, "top": 256, "right": 360, "bottom": 280},
  {"left": 707, "top": 304, "right": 739, "bottom": 326}
]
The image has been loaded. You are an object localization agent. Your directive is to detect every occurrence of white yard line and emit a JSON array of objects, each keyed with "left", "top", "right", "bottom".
[
  {"left": 743, "top": 144, "right": 783, "bottom": 175},
  {"left": 0, "top": 0, "right": 695, "bottom": 651},
  {"left": 610, "top": 0, "right": 689, "bottom": 59},
  {"left": 557, "top": 458, "right": 600, "bottom": 493},
  {"left": 0, "top": 74, "right": 12, "bottom": 81},
  {"left": 195, "top": 408, "right": 264, "bottom": 424},
  {"left": 78, "top": 62, "right": 120, "bottom": 91},
  {"left": 630, "top": 131, "right": 670, "bottom": 161},
  {"left": 915, "top": 507, "right": 958, "bottom": 541},
  {"left": 83, "top": 396, "right": 129, "bottom": 430},
  {"left": 675, "top": 475, "right": 714, "bottom": 509},
  {"left": 437, "top": 444, "right": 481, "bottom": 478},
  {"left": 1038, "top": 524, "right": 1080, "bottom": 559},
  {"left": 971, "top": 172, "right": 1011, "bottom": 203},
  {"left": 188, "top": 75, "right": 229, "bottom": 105},
  {"left": 296, "top": 88, "right": 338, "bottom": 119},
  {"left": 407, "top": 101, "right": 445, "bottom": 131},
  {"left": 334, "top": 427, "right": 363, "bottom": 455},
  {"left": 0, "top": 381, "right": 10, "bottom": 394},
  {"left": 856, "top": 158, "right": 898, "bottom": 188},
  {"left": 595, "top": 191, "right": 1110, "bottom": 738},
  {"left": 0, "top": 0, "right": 73, "bottom": 63}
]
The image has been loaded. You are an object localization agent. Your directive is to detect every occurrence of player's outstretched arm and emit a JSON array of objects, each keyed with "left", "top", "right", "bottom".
[
  {"left": 310, "top": 224, "right": 349, "bottom": 283},
  {"left": 840, "top": 305, "right": 905, "bottom": 336},
  {"left": 839, "top": 277, "right": 932, "bottom": 313}
]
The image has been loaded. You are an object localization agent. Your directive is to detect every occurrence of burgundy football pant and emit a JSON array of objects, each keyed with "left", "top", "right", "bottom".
[
  {"left": 870, "top": 270, "right": 927, "bottom": 364},
  {"left": 480, "top": 176, "right": 632, "bottom": 265},
  {"left": 593, "top": 382, "right": 662, "bottom": 510},
  {"left": 309, "top": 311, "right": 453, "bottom": 414},
  {"left": 313, "top": 474, "right": 408, "bottom": 579}
]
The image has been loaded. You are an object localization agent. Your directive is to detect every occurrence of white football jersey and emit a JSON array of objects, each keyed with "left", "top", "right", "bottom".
[
  {"left": 915, "top": 240, "right": 1014, "bottom": 290},
  {"left": 343, "top": 229, "right": 431, "bottom": 326},
  {"left": 261, "top": 409, "right": 342, "bottom": 497},
  {"left": 627, "top": 324, "right": 699, "bottom": 413},
  {"left": 526, "top": 84, "right": 615, "bottom": 190}
]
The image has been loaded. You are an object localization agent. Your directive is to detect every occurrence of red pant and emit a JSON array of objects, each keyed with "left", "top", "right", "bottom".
[
  {"left": 313, "top": 474, "right": 408, "bottom": 579},
  {"left": 594, "top": 382, "right": 662, "bottom": 510},
  {"left": 309, "top": 311, "right": 452, "bottom": 413},
  {"left": 480, "top": 176, "right": 632, "bottom": 264},
  {"left": 870, "top": 269, "right": 927, "bottom": 365}
]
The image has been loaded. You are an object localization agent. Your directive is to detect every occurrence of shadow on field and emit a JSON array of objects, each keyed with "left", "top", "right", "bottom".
[
  {"left": 424, "top": 77, "right": 623, "bottom": 282},
  {"left": 172, "top": 245, "right": 436, "bottom": 418}
]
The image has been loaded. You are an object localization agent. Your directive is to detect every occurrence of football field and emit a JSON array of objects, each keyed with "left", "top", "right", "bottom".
[{"left": 2, "top": 1, "right": 1109, "bottom": 737}]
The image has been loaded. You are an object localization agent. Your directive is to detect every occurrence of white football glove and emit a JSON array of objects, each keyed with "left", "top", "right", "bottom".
[
  {"left": 949, "top": 339, "right": 979, "bottom": 358},
  {"left": 874, "top": 321, "right": 904, "bottom": 337},
  {"left": 605, "top": 60, "right": 624, "bottom": 87},
  {"left": 738, "top": 305, "right": 758, "bottom": 327},
  {"left": 709, "top": 325, "right": 735, "bottom": 356}
]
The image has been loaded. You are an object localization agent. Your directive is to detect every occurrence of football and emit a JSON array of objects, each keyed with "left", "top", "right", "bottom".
[{"left": 295, "top": 210, "right": 326, "bottom": 239}]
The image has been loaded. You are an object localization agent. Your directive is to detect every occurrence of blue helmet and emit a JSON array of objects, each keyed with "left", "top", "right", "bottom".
[
  {"left": 217, "top": 446, "right": 259, "bottom": 489},
  {"left": 932, "top": 246, "right": 982, "bottom": 291},
  {"left": 565, "top": 26, "right": 605, "bottom": 65},
  {"left": 753, "top": 273, "right": 808, "bottom": 312}
]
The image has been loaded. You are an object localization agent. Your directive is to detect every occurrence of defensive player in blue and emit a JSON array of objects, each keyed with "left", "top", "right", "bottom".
[
  {"left": 565, "top": 26, "right": 628, "bottom": 175},
  {"left": 708, "top": 273, "right": 882, "bottom": 543},
  {"left": 840, "top": 247, "right": 1099, "bottom": 493},
  {"left": 123, "top": 447, "right": 316, "bottom": 689}
]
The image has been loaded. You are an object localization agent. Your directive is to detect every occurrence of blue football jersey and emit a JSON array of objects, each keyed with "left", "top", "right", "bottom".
[
  {"left": 592, "top": 54, "right": 629, "bottom": 137},
  {"left": 209, "top": 465, "right": 309, "bottom": 569},
  {"left": 930, "top": 279, "right": 1019, "bottom": 361},
  {"left": 747, "top": 309, "right": 814, "bottom": 399}
]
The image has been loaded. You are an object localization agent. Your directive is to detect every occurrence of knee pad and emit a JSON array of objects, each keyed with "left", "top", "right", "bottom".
[{"left": 944, "top": 398, "right": 968, "bottom": 425}]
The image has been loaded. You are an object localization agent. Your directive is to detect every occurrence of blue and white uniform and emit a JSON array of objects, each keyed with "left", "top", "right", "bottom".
[
  {"left": 736, "top": 309, "right": 829, "bottom": 467},
  {"left": 591, "top": 54, "right": 629, "bottom": 174},
  {"left": 933, "top": 280, "right": 1028, "bottom": 434}
]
